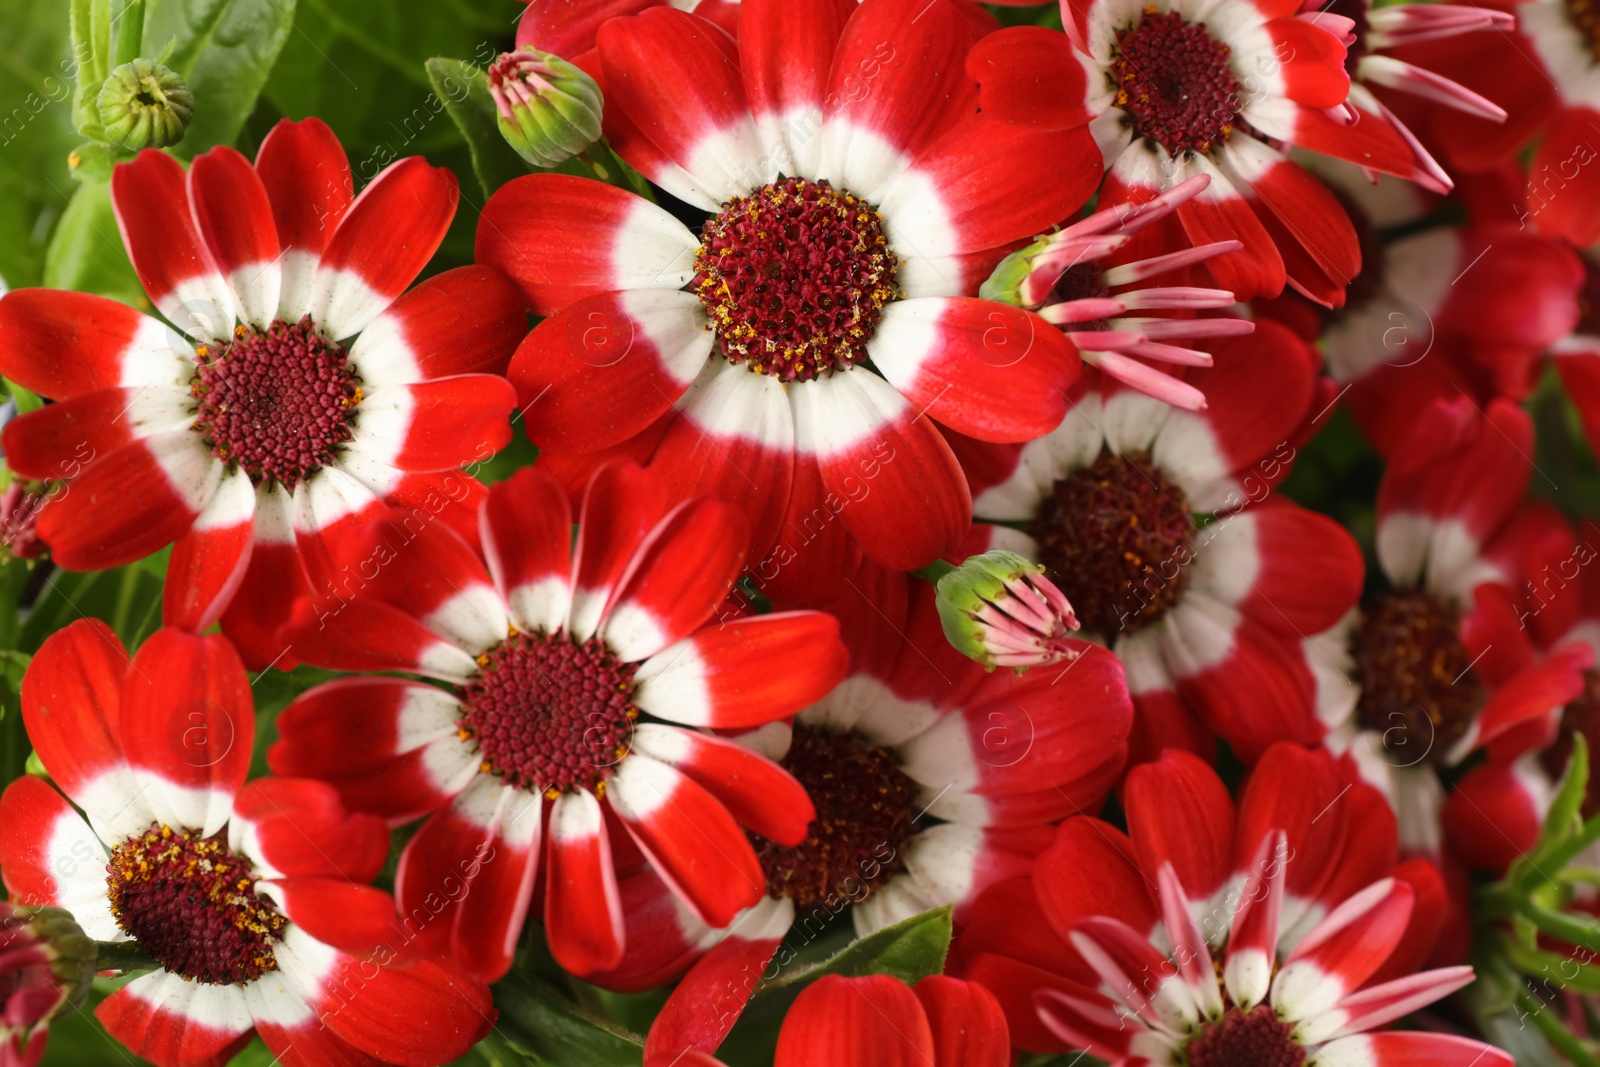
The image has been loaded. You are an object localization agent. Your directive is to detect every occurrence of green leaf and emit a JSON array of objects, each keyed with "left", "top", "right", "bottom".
[
  {"left": 42, "top": 180, "right": 146, "bottom": 305},
  {"left": 141, "top": 0, "right": 298, "bottom": 156},
  {"left": 493, "top": 972, "right": 645, "bottom": 1067},
  {"left": 716, "top": 907, "right": 954, "bottom": 1066},
  {"left": 424, "top": 57, "right": 528, "bottom": 199}
]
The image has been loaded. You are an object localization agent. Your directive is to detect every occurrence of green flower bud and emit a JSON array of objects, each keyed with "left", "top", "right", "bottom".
[
  {"left": 0, "top": 903, "right": 96, "bottom": 1063},
  {"left": 935, "top": 551, "right": 1081, "bottom": 672},
  {"left": 488, "top": 48, "right": 604, "bottom": 169},
  {"left": 97, "top": 58, "right": 194, "bottom": 150}
]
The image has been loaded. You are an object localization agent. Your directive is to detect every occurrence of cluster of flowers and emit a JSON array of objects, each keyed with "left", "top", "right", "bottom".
[{"left": 4, "top": 0, "right": 1600, "bottom": 1062}]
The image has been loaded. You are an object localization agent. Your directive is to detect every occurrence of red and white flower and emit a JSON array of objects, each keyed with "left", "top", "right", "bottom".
[
  {"left": 269, "top": 460, "right": 848, "bottom": 982},
  {"left": 951, "top": 743, "right": 1470, "bottom": 1059},
  {"left": 0, "top": 620, "right": 493, "bottom": 1067},
  {"left": 1320, "top": 220, "right": 1583, "bottom": 455},
  {"left": 478, "top": 0, "right": 1100, "bottom": 604},
  {"left": 989, "top": 174, "right": 1256, "bottom": 410},
  {"left": 1332, "top": 397, "right": 1590, "bottom": 858},
  {"left": 1392, "top": 0, "right": 1600, "bottom": 245},
  {"left": 627, "top": 566, "right": 1129, "bottom": 1054},
  {"left": 948, "top": 321, "right": 1363, "bottom": 769},
  {"left": 0, "top": 118, "right": 525, "bottom": 669},
  {"left": 651, "top": 973, "right": 1011, "bottom": 1067},
  {"left": 967, "top": 0, "right": 1370, "bottom": 305}
]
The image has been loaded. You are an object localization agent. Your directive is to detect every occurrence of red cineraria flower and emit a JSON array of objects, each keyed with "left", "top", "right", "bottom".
[
  {"left": 949, "top": 321, "right": 1363, "bottom": 769},
  {"left": 1332, "top": 398, "right": 1590, "bottom": 858},
  {"left": 0, "top": 118, "right": 526, "bottom": 669},
  {"left": 1321, "top": 220, "right": 1583, "bottom": 455},
  {"left": 651, "top": 973, "right": 1010, "bottom": 1067},
  {"left": 269, "top": 461, "right": 848, "bottom": 982},
  {"left": 951, "top": 744, "right": 1465, "bottom": 1058},
  {"left": 631, "top": 568, "right": 1130, "bottom": 1058},
  {"left": 989, "top": 174, "right": 1257, "bottom": 410},
  {"left": 1391, "top": 0, "right": 1600, "bottom": 245},
  {"left": 0, "top": 620, "right": 493, "bottom": 1067},
  {"left": 1438, "top": 504, "right": 1600, "bottom": 871},
  {"left": 478, "top": 0, "right": 1101, "bottom": 604},
  {"left": 968, "top": 0, "right": 1370, "bottom": 305}
]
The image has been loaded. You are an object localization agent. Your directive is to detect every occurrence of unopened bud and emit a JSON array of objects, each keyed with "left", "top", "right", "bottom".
[
  {"left": 487, "top": 48, "right": 604, "bottom": 169},
  {"left": 97, "top": 58, "right": 194, "bottom": 149},
  {"left": 936, "top": 551, "right": 1082, "bottom": 672},
  {"left": 0, "top": 903, "right": 95, "bottom": 1066}
]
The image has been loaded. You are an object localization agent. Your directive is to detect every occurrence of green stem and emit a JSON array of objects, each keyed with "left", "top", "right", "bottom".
[
  {"left": 914, "top": 560, "right": 957, "bottom": 584},
  {"left": 110, "top": 564, "right": 141, "bottom": 640},
  {"left": 1502, "top": 934, "right": 1600, "bottom": 996},
  {"left": 113, "top": 0, "right": 145, "bottom": 67},
  {"left": 1522, "top": 903, "right": 1600, "bottom": 955},
  {"left": 1518, "top": 987, "right": 1600, "bottom": 1067},
  {"left": 94, "top": 939, "right": 157, "bottom": 973}
]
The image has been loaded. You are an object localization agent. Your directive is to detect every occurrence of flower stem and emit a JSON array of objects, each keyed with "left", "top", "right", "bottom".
[{"left": 93, "top": 939, "right": 157, "bottom": 973}]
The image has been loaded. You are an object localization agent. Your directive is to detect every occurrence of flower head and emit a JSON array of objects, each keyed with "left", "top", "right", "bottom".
[
  {"left": 0, "top": 621, "right": 494, "bottom": 1067},
  {"left": 478, "top": 0, "right": 1099, "bottom": 605},
  {"left": 269, "top": 460, "right": 850, "bottom": 981},
  {"left": 0, "top": 118, "right": 527, "bottom": 668},
  {"left": 954, "top": 742, "right": 1494, "bottom": 1064}
]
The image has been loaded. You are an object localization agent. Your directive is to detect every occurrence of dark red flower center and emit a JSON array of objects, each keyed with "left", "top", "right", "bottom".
[
  {"left": 693, "top": 177, "right": 900, "bottom": 383},
  {"left": 1351, "top": 588, "right": 1482, "bottom": 765},
  {"left": 457, "top": 630, "right": 639, "bottom": 797},
  {"left": 1186, "top": 1004, "right": 1306, "bottom": 1067},
  {"left": 190, "top": 318, "right": 362, "bottom": 490},
  {"left": 1542, "top": 668, "right": 1600, "bottom": 816},
  {"left": 106, "top": 823, "right": 287, "bottom": 985},
  {"left": 1112, "top": 10, "right": 1242, "bottom": 156},
  {"left": 752, "top": 725, "right": 917, "bottom": 910},
  {"left": 1568, "top": 0, "right": 1600, "bottom": 62},
  {"left": 1029, "top": 450, "right": 1194, "bottom": 636},
  {"left": 1048, "top": 262, "right": 1115, "bottom": 332}
]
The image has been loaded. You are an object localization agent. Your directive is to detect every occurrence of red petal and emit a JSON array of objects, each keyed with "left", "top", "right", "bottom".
[
  {"left": 600, "top": 497, "right": 749, "bottom": 660},
  {"left": 966, "top": 26, "right": 1092, "bottom": 130},
  {"left": 348, "top": 265, "right": 530, "bottom": 387},
  {"left": 794, "top": 370, "right": 970, "bottom": 571},
  {"left": 545, "top": 788, "right": 626, "bottom": 974},
  {"left": 634, "top": 611, "right": 847, "bottom": 729},
  {"left": 1123, "top": 749, "right": 1234, "bottom": 903},
  {"left": 189, "top": 145, "right": 282, "bottom": 327},
  {"left": 312, "top": 157, "right": 459, "bottom": 338},
  {"left": 609, "top": 756, "right": 766, "bottom": 928},
  {"left": 255, "top": 117, "right": 353, "bottom": 257},
  {"left": 110, "top": 149, "right": 235, "bottom": 327},
  {"left": 0, "top": 289, "right": 185, "bottom": 401},
  {"left": 915, "top": 975, "right": 1010, "bottom": 1067},
  {"left": 773, "top": 975, "right": 935, "bottom": 1067},
  {"left": 509, "top": 291, "right": 710, "bottom": 452},
  {"left": 476, "top": 174, "right": 696, "bottom": 316},
  {"left": 119, "top": 628, "right": 253, "bottom": 837},
  {"left": 870, "top": 299, "right": 1079, "bottom": 442}
]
